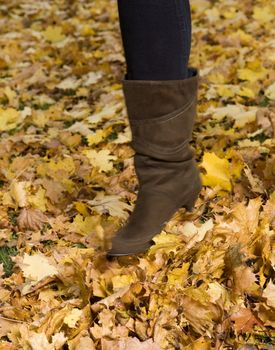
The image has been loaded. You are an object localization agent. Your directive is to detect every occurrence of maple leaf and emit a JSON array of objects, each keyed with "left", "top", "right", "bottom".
[
  {"left": 28, "top": 332, "right": 54, "bottom": 350},
  {"left": 10, "top": 180, "right": 28, "bottom": 208},
  {"left": 17, "top": 208, "right": 48, "bottom": 230},
  {"left": 56, "top": 76, "right": 81, "bottom": 90},
  {"left": 200, "top": 152, "right": 231, "bottom": 191},
  {"left": 265, "top": 82, "right": 275, "bottom": 100},
  {"left": 42, "top": 26, "right": 66, "bottom": 43},
  {"left": 101, "top": 337, "right": 161, "bottom": 350},
  {"left": 86, "top": 191, "right": 132, "bottom": 219},
  {"left": 75, "top": 336, "right": 96, "bottom": 350},
  {"left": 63, "top": 308, "right": 82, "bottom": 328},
  {"left": 86, "top": 129, "right": 105, "bottom": 145},
  {"left": 82, "top": 149, "right": 117, "bottom": 173},
  {"left": 70, "top": 214, "right": 101, "bottom": 236},
  {"left": 111, "top": 274, "right": 135, "bottom": 292},
  {"left": 21, "top": 253, "right": 58, "bottom": 283},
  {"left": 253, "top": 6, "right": 274, "bottom": 23},
  {"left": 205, "top": 104, "right": 258, "bottom": 128},
  {"left": 262, "top": 281, "right": 275, "bottom": 309},
  {"left": 82, "top": 71, "right": 103, "bottom": 86},
  {"left": 0, "top": 108, "right": 20, "bottom": 131},
  {"left": 230, "top": 307, "right": 262, "bottom": 334}
]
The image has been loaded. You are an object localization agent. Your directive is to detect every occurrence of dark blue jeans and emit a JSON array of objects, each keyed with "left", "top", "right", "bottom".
[{"left": 117, "top": 0, "right": 192, "bottom": 80}]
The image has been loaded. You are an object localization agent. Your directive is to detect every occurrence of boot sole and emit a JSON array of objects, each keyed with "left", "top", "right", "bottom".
[{"left": 106, "top": 240, "right": 153, "bottom": 257}]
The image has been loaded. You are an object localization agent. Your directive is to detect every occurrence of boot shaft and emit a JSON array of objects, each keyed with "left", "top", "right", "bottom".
[{"left": 121, "top": 67, "right": 199, "bottom": 162}]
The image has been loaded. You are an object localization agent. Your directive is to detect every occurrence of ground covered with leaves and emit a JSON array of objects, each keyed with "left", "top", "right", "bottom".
[{"left": 0, "top": 0, "right": 274, "bottom": 349}]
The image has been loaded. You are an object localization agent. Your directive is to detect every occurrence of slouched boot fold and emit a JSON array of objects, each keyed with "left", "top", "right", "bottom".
[{"left": 107, "top": 67, "right": 202, "bottom": 257}]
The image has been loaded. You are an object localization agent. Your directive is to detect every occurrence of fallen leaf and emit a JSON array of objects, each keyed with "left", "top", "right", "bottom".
[
  {"left": 21, "top": 253, "right": 58, "bottom": 283},
  {"left": 200, "top": 152, "right": 231, "bottom": 191}
]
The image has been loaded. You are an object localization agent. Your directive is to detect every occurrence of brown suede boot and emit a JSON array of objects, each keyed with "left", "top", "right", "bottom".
[{"left": 107, "top": 67, "right": 202, "bottom": 257}]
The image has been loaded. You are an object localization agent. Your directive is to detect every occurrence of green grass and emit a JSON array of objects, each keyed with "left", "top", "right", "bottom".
[{"left": 0, "top": 245, "right": 18, "bottom": 277}]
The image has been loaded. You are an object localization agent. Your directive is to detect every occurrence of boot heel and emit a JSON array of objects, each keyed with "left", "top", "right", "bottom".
[{"left": 181, "top": 174, "right": 202, "bottom": 212}]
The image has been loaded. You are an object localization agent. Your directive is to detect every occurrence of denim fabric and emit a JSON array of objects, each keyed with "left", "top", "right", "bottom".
[{"left": 117, "top": 0, "right": 192, "bottom": 80}]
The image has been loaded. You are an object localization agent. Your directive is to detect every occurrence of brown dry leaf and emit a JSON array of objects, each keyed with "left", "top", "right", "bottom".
[
  {"left": 179, "top": 295, "right": 218, "bottom": 336},
  {"left": 233, "top": 265, "right": 259, "bottom": 295},
  {"left": 17, "top": 208, "right": 48, "bottom": 230},
  {"left": 0, "top": 343, "right": 18, "bottom": 350},
  {"left": 254, "top": 303, "right": 275, "bottom": 328},
  {"left": 230, "top": 197, "right": 262, "bottom": 244},
  {"left": 101, "top": 337, "right": 161, "bottom": 350},
  {"left": 243, "top": 163, "right": 265, "bottom": 194},
  {"left": 75, "top": 336, "right": 96, "bottom": 350},
  {"left": 230, "top": 307, "right": 262, "bottom": 334},
  {"left": 38, "top": 178, "right": 66, "bottom": 204},
  {"left": 262, "top": 281, "right": 275, "bottom": 309}
]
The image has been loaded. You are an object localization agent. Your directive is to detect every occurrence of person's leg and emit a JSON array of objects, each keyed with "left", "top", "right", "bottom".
[{"left": 117, "top": 0, "right": 192, "bottom": 81}]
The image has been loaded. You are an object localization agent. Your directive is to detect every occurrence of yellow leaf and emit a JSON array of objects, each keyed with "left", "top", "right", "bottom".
[
  {"left": 265, "top": 82, "right": 275, "bottom": 100},
  {"left": 237, "top": 86, "right": 255, "bottom": 98},
  {"left": 64, "top": 308, "right": 82, "bottom": 328},
  {"left": 74, "top": 201, "right": 90, "bottom": 217},
  {"left": 253, "top": 6, "right": 274, "bottom": 23},
  {"left": 82, "top": 149, "right": 117, "bottom": 173},
  {"left": 80, "top": 25, "right": 95, "bottom": 36},
  {"left": 185, "top": 337, "right": 212, "bottom": 350},
  {"left": 205, "top": 8, "right": 220, "bottom": 22},
  {"left": 42, "top": 25, "right": 66, "bottom": 43},
  {"left": 3, "top": 86, "right": 17, "bottom": 105},
  {"left": 110, "top": 83, "right": 122, "bottom": 90},
  {"left": 206, "top": 282, "right": 225, "bottom": 303},
  {"left": 224, "top": 149, "right": 244, "bottom": 179},
  {"left": 0, "top": 108, "right": 20, "bottom": 131},
  {"left": 152, "top": 232, "right": 181, "bottom": 245},
  {"left": 234, "top": 29, "right": 254, "bottom": 45},
  {"left": 10, "top": 180, "right": 28, "bottom": 208},
  {"left": 246, "top": 59, "right": 262, "bottom": 71},
  {"left": 28, "top": 187, "right": 47, "bottom": 212},
  {"left": 37, "top": 157, "right": 75, "bottom": 180},
  {"left": 111, "top": 274, "right": 135, "bottom": 291},
  {"left": 167, "top": 263, "right": 190, "bottom": 287},
  {"left": 93, "top": 50, "right": 105, "bottom": 58},
  {"left": 21, "top": 253, "right": 58, "bottom": 282},
  {"left": 86, "top": 129, "right": 105, "bottom": 145},
  {"left": 200, "top": 152, "right": 231, "bottom": 191},
  {"left": 71, "top": 214, "right": 100, "bottom": 236},
  {"left": 216, "top": 85, "right": 235, "bottom": 98},
  {"left": 223, "top": 8, "right": 238, "bottom": 19},
  {"left": 86, "top": 191, "right": 132, "bottom": 219},
  {"left": 183, "top": 219, "right": 214, "bottom": 250},
  {"left": 206, "top": 104, "right": 257, "bottom": 128},
  {"left": 149, "top": 232, "right": 182, "bottom": 255},
  {"left": 207, "top": 72, "right": 226, "bottom": 84},
  {"left": 238, "top": 67, "right": 267, "bottom": 82},
  {"left": 190, "top": 0, "right": 210, "bottom": 12}
]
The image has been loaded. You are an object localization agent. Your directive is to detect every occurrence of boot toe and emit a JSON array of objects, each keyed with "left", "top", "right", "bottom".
[{"left": 107, "top": 238, "right": 153, "bottom": 256}]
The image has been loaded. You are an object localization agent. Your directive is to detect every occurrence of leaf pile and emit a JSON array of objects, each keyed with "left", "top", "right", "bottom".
[{"left": 0, "top": 0, "right": 274, "bottom": 349}]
